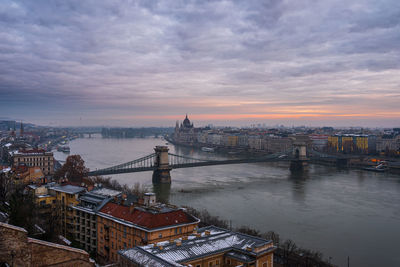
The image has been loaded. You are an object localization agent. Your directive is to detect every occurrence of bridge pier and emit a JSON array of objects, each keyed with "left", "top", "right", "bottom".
[
  {"left": 152, "top": 146, "right": 171, "bottom": 184},
  {"left": 290, "top": 142, "right": 308, "bottom": 172}
]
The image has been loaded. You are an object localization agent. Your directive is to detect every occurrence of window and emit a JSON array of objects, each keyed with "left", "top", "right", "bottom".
[
  {"left": 216, "top": 260, "right": 219, "bottom": 265},
  {"left": 112, "top": 242, "right": 114, "bottom": 249},
  {"left": 124, "top": 242, "right": 126, "bottom": 249},
  {"left": 159, "top": 233, "right": 162, "bottom": 238}
]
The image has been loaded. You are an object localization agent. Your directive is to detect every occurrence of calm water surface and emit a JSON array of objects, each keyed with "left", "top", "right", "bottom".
[{"left": 54, "top": 135, "right": 400, "bottom": 267}]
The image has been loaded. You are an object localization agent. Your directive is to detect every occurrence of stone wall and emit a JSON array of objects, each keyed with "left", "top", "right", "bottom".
[
  {"left": 0, "top": 223, "right": 31, "bottom": 266},
  {"left": 0, "top": 222, "right": 94, "bottom": 266}
]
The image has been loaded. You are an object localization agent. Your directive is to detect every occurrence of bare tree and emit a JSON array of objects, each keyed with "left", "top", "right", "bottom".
[{"left": 281, "top": 239, "right": 297, "bottom": 267}]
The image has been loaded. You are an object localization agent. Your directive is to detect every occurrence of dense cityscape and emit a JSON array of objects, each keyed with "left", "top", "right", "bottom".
[
  {"left": 1, "top": 0, "right": 400, "bottom": 266},
  {"left": 1, "top": 117, "right": 400, "bottom": 266}
]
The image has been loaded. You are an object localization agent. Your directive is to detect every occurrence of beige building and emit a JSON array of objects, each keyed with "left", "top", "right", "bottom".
[
  {"left": 12, "top": 148, "right": 54, "bottom": 176},
  {"left": 119, "top": 226, "right": 276, "bottom": 267},
  {"left": 49, "top": 184, "right": 86, "bottom": 238}
]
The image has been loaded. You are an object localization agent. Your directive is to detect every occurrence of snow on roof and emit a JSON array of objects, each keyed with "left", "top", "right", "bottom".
[
  {"left": 59, "top": 235, "right": 72, "bottom": 245},
  {"left": 120, "top": 247, "right": 181, "bottom": 267},
  {"left": 120, "top": 226, "right": 274, "bottom": 266},
  {"left": 1, "top": 167, "right": 11, "bottom": 173},
  {"left": 50, "top": 185, "right": 86, "bottom": 194},
  {"left": 34, "top": 224, "right": 45, "bottom": 234},
  {"left": 91, "top": 187, "right": 121, "bottom": 197}
]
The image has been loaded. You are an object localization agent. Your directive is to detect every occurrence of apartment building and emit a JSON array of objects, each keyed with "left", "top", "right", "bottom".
[
  {"left": 97, "top": 193, "right": 200, "bottom": 263},
  {"left": 119, "top": 226, "right": 276, "bottom": 267},
  {"left": 50, "top": 184, "right": 86, "bottom": 238},
  {"left": 73, "top": 187, "right": 122, "bottom": 254},
  {"left": 12, "top": 148, "right": 54, "bottom": 175}
]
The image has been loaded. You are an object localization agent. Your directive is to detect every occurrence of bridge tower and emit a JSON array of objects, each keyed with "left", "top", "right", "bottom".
[
  {"left": 290, "top": 142, "right": 309, "bottom": 171},
  {"left": 152, "top": 146, "right": 171, "bottom": 183}
]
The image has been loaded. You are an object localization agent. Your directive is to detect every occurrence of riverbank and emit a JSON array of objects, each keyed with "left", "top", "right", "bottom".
[{"left": 167, "top": 136, "right": 400, "bottom": 175}]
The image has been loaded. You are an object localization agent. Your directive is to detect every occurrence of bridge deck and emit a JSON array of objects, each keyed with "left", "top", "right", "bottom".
[{"left": 88, "top": 157, "right": 293, "bottom": 176}]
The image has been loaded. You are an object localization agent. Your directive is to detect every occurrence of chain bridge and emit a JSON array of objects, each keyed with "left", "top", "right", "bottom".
[{"left": 87, "top": 142, "right": 351, "bottom": 183}]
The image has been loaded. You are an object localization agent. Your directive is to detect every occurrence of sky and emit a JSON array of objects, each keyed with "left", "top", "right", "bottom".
[{"left": 0, "top": 0, "right": 399, "bottom": 127}]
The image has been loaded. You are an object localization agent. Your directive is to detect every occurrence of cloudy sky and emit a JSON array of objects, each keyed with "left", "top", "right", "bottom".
[{"left": 1, "top": 0, "right": 399, "bottom": 127}]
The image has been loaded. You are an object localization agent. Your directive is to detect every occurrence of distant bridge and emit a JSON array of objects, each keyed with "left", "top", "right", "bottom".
[{"left": 87, "top": 143, "right": 352, "bottom": 183}]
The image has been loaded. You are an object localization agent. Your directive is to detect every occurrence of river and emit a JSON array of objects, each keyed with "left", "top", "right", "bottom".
[{"left": 54, "top": 135, "right": 400, "bottom": 267}]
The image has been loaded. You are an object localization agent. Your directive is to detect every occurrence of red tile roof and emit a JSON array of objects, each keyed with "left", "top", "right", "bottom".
[{"left": 99, "top": 203, "right": 198, "bottom": 230}]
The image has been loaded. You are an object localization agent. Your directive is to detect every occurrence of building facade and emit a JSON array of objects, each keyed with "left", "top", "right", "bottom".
[
  {"left": 119, "top": 226, "right": 276, "bottom": 267},
  {"left": 174, "top": 115, "right": 197, "bottom": 144},
  {"left": 97, "top": 194, "right": 200, "bottom": 263},
  {"left": 73, "top": 187, "right": 122, "bottom": 254},
  {"left": 12, "top": 148, "right": 54, "bottom": 175},
  {"left": 50, "top": 185, "right": 86, "bottom": 238}
]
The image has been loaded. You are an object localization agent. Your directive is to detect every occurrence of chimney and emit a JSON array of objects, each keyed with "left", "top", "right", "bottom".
[
  {"left": 175, "top": 240, "right": 182, "bottom": 246},
  {"left": 205, "top": 230, "right": 211, "bottom": 236},
  {"left": 158, "top": 245, "right": 163, "bottom": 250},
  {"left": 246, "top": 246, "right": 253, "bottom": 252},
  {"left": 182, "top": 236, "right": 188, "bottom": 241},
  {"left": 143, "top": 193, "right": 156, "bottom": 207}
]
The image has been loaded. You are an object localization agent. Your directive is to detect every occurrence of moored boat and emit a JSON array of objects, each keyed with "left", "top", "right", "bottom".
[{"left": 201, "top": 147, "right": 215, "bottom": 152}]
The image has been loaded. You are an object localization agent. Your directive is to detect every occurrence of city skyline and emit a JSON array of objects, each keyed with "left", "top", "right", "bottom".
[{"left": 1, "top": 0, "right": 400, "bottom": 127}]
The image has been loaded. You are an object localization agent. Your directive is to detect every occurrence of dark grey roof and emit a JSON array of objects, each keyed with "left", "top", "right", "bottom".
[
  {"left": 226, "top": 251, "right": 255, "bottom": 263},
  {"left": 77, "top": 191, "right": 114, "bottom": 212}
]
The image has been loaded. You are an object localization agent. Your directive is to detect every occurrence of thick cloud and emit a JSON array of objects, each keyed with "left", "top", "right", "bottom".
[{"left": 0, "top": 0, "right": 399, "bottom": 126}]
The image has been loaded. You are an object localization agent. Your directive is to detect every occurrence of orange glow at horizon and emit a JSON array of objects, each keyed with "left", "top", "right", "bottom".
[{"left": 110, "top": 111, "right": 400, "bottom": 121}]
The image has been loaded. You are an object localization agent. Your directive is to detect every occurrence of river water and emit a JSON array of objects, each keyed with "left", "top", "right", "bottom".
[{"left": 54, "top": 135, "right": 400, "bottom": 267}]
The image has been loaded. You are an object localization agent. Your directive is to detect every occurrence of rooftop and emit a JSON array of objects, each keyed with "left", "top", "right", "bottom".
[
  {"left": 119, "top": 226, "right": 275, "bottom": 266},
  {"left": 91, "top": 187, "right": 121, "bottom": 197},
  {"left": 50, "top": 184, "right": 86, "bottom": 195},
  {"left": 99, "top": 202, "right": 199, "bottom": 231}
]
